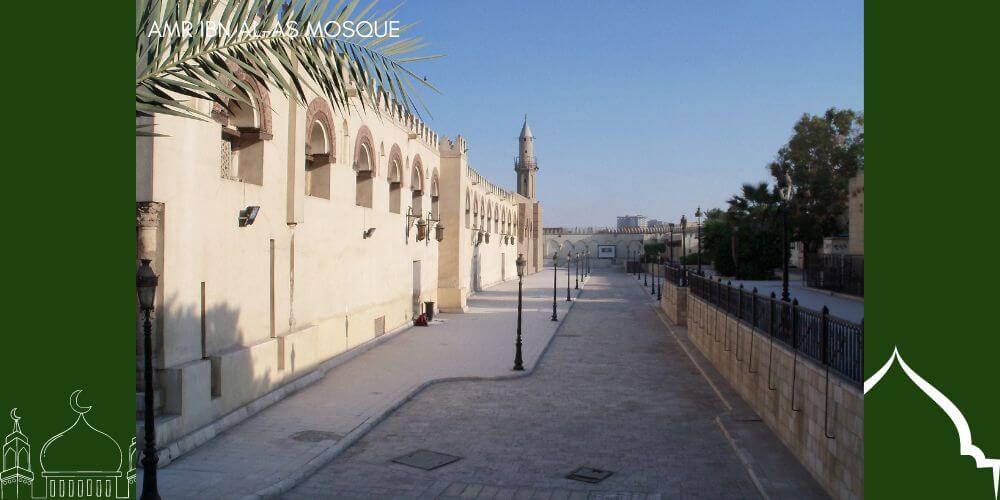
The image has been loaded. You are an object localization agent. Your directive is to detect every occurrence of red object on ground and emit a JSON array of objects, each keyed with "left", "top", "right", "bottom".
[{"left": 414, "top": 314, "right": 429, "bottom": 326}]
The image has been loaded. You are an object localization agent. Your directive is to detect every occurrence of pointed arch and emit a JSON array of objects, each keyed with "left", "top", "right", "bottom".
[
  {"left": 354, "top": 125, "right": 376, "bottom": 208},
  {"left": 410, "top": 154, "right": 425, "bottom": 215},
  {"left": 387, "top": 144, "right": 403, "bottom": 214}
]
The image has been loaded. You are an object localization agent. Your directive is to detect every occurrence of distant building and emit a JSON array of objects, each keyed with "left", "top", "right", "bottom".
[
  {"left": 617, "top": 215, "right": 648, "bottom": 229},
  {"left": 647, "top": 219, "right": 664, "bottom": 228}
]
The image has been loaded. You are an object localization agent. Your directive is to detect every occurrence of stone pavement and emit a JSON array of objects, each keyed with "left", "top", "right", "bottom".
[
  {"left": 283, "top": 270, "right": 827, "bottom": 499},
  {"left": 145, "top": 267, "right": 585, "bottom": 499}
]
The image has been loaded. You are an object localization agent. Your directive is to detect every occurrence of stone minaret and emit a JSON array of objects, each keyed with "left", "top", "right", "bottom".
[{"left": 515, "top": 115, "right": 538, "bottom": 199}]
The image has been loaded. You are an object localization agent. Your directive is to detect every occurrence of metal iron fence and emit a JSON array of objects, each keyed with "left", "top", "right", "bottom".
[
  {"left": 805, "top": 254, "right": 864, "bottom": 297},
  {"left": 687, "top": 273, "right": 863, "bottom": 386},
  {"left": 663, "top": 264, "right": 684, "bottom": 285}
]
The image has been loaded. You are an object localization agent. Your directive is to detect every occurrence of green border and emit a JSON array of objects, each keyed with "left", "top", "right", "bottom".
[
  {"left": 0, "top": 3, "right": 135, "bottom": 499},
  {"left": 867, "top": 2, "right": 1000, "bottom": 498}
]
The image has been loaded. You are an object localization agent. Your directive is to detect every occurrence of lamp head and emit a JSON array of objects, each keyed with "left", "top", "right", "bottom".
[
  {"left": 516, "top": 253, "right": 526, "bottom": 277},
  {"left": 136, "top": 259, "right": 158, "bottom": 311}
]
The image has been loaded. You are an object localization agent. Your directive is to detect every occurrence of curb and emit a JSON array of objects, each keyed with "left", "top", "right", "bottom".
[{"left": 245, "top": 279, "right": 590, "bottom": 499}]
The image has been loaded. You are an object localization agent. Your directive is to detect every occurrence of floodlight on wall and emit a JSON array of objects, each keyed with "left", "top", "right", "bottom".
[
  {"left": 363, "top": 227, "right": 376, "bottom": 239},
  {"left": 238, "top": 206, "right": 260, "bottom": 227}
]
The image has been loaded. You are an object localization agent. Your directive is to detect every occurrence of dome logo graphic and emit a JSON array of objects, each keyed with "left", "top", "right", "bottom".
[{"left": 1, "top": 390, "right": 134, "bottom": 499}]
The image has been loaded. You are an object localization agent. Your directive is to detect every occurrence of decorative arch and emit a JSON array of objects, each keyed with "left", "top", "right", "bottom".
[
  {"left": 410, "top": 154, "right": 425, "bottom": 214},
  {"left": 354, "top": 126, "right": 376, "bottom": 175},
  {"left": 211, "top": 66, "right": 273, "bottom": 139},
  {"left": 305, "top": 98, "right": 335, "bottom": 158},
  {"left": 430, "top": 168, "right": 441, "bottom": 219},
  {"left": 387, "top": 144, "right": 404, "bottom": 214},
  {"left": 354, "top": 125, "right": 376, "bottom": 208}
]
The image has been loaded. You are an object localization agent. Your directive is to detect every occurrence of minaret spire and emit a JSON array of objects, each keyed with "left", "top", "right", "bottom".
[{"left": 515, "top": 115, "right": 537, "bottom": 199}]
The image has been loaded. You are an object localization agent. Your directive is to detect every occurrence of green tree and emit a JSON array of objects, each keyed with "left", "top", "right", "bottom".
[
  {"left": 769, "top": 108, "right": 864, "bottom": 264},
  {"left": 725, "top": 182, "right": 782, "bottom": 279},
  {"left": 136, "top": 0, "right": 439, "bottom": 135}
]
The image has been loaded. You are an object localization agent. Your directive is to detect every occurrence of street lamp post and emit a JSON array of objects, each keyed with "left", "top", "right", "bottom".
[
  {"left": 668, "top": 223, "right": 675, "bottom": 265},
  {"left": 779, "top": 173, "right": 794, "bottom": 302},
  {"left": 680, "top": 215, "right": 688, "bottom": 286},
  {"left": 636, "top": 251, "right": 641, "bottom": 279},
  {"left": 575, "top": 252, "right": 580, "bottom": 290},
  {"left": 566, "top": 251, "right": 572, "bottom": 301},
  {"left": 657, "top": 261, "right": 662, "bottom": 301},
  {"left": 551, "top": 251, "right": 558, "bottom": 321},
  {"left": 651, "top": 258, "right": 657, "bottom": 296},
  {"left": 136, "top": 260, "right": 162, "bottom": 500},
  {"left": 695, "top": 207, "right": 703, "bottom": 276},
  {"left": 643, "top": 252, "right": 648, "bottom": 286},
  {"left": 513, "top": 254, "right": 526, "bottom": 371}
]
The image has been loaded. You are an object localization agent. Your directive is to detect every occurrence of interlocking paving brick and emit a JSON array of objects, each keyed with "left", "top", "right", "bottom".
[{"left": 280, "top": 272, "right": 827, "bottom": 499}]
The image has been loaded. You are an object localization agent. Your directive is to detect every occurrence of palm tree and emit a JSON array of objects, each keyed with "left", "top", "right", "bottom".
[
  {"left": 725, "top": 182, "right": 780, "bottom": 278},
  {"left": 136, "top": 0, "right": 439, "bottom": 135}
]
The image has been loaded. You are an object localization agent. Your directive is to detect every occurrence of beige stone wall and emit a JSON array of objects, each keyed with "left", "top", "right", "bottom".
[
  {"left": 687, "top": 296, "right": 863, "bottom": 500},
  {"left": 659, "top": 280, "right": 687, "bottom": 326}
]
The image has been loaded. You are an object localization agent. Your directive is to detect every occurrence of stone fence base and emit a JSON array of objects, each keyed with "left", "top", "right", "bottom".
[{"left": 686, "top": 295, "right": 863, "bottom": 500}]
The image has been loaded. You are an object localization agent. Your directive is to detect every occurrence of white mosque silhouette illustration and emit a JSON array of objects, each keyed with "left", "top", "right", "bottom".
[{"left": 1, "top": 390, "right": 134, "bottom": 499}]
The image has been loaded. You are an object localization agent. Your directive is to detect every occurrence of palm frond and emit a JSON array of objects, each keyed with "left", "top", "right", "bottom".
[{"left": 136, "top": 0, "right": 441, "bottom": 135}]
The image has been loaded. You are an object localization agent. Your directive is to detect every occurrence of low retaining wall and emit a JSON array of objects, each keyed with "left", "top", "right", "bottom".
[
  {"left": 687, "top": 294, "right": 863, "bottom": 500},
  {"left": 659, "top": 280, "right": 687, "bottom": 325}
]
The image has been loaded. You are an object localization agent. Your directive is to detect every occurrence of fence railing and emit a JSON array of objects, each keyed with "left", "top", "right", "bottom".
[
  {"left": 686, "top": 273, "right": 863, "bottom": 386},
  {"left": 805, "top": 254, "right": 864, "bottom": 297},
  {"left": 662, "top": 263, "right": 684, "bottom": 286}
]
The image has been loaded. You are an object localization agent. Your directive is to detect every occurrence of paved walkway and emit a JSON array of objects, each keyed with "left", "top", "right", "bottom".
[
  {"left": 147, "top": 268, "right": 586, "bottom": 499},
  {"left": 284, "top": 271, "right": 827, "bottom": 499}
]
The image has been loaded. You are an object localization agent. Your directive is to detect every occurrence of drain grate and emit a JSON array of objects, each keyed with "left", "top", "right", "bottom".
[
  {"left": 291, "top": 430, "right": 342, "bottom": 443},
  {"left": 566, "top": 466, "right": 614, "bottom": 484},
  {"left": 391, "top": 449, "right": 461, "bottom": 471}
]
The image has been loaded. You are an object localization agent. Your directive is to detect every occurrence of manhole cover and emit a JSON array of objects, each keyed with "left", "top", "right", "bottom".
[
  {"left": 391, "top": 449, "right": 461, "bottom": 471},
  {"left": 290, "top": 430, "right": 341, "bottom": 442},
  {"left": 566, "top": 466, "right": 614, "bottom": 484}
]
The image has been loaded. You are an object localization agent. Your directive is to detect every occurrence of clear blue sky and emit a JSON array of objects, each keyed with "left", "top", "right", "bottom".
[{"left": 398, "top": 1, "right": 863, "bottom": 227}]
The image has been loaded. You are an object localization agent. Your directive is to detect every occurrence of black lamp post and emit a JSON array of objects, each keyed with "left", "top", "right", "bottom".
[
  {"left": 566, "top": 251, "right": 572, "bottom": 301},
  {"left": 551, "top": 251, "right": 558, "bottom": 321},
  {"left": 680, "top": 215, "right": 688, "bottom": 286},
  {"left": 695, "top": 207, "right": 703, "bottom": 276},
  {"left": 668, "top": 223, "right": 675, "bottom": 265},
  {"left": 513, "top": 254, "right": 526, "bottom": 371},
  {"left": 779, "top": 172, "right": 793, "bottom": 302},
  {"left": 636, "top": 251, "right": 641, "bottom": 279},
  {"left": 136, "top": 259, "right": 161, "bottom": 500},
  {"left": 657, "top": 261, "right": 662, "bottom": 301},
  {"left": 643, "top": 251, "right": 648, "bottom": 286},
  {"left": 575, "top": 252, "right": 580, "bottom": 290},
  {"left": 651, "top": 258, "right": 657, "bottom": 295}
]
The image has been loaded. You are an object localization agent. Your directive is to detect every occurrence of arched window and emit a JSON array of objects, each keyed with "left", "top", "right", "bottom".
[
  {"left": 410, "top": 156, "right": 424, "bottom": 215},
  {"left": 387, "top": 145, "right": 403, "bottom": 214},
  {"left": 430, "top": 169, "right": 440, "bottom": 219},
  {"left": 213, "top": 67, "right": 272, "bottom": 185},
  {"left": 354, "top": 126, "right": 375, "bottom": 208},
  {"left": 304, "top": 98, "right": 334, "bottom": 199},
  {"left": 465, "top": 189, "right": 471, "bottom": 229}
]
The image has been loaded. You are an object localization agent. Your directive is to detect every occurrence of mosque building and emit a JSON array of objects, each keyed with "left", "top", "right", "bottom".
[{"left": 136, "top": 63, "right": 544, "bottom": 465}]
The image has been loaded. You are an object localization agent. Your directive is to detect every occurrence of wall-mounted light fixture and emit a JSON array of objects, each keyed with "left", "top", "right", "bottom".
[
  {"left": 405, "top": 206, "right": 421, "bottom": 242},
  {"left": 416, "top": 219, "right": 428, "bottom": 241},
  {"left": 238, "top": 206, "right": 260, "bottom": 227},
  {"left": 424, "top": 211, "right": 442, "bottom": 246},
  {"left": 363, "top": 227, "right": 376, "bottom": 239}
]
